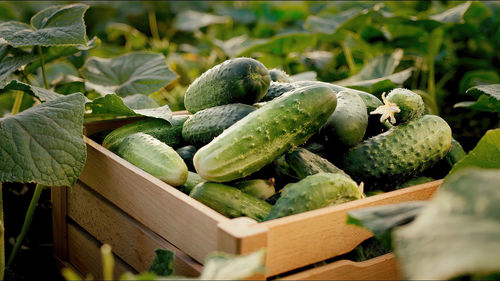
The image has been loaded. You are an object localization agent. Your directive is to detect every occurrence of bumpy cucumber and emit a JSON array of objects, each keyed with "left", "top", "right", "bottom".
[
  {"left": 396, "top": 176, "right": 435, "bottom": 189},
  {"left": 182, "top": 104, "right": 256, "bottom": 147},
  {"left": 285, "top": 148, "right": 351, "bottom": 179},
  {"left": 175, "top": 145, "right": 197, "bottom": 171},
  {"left": 261, "top": 82, "right": 296, "bottom": 101},
  {"left": 320, "top": 90, "right": 368, "bottom": 147},
  {"left": 235, "top": 179, "right": 275, "bottom": 200},
  {"left": 184, "top": 57, "right": 270, "bottom": 113},
  {"left": 301, "top": 141, "right": 329, "bottom": 159},
  {"left": 194, "top": 85, "right": 337, "bottom": 182},
  {"left": 343, "top": 115, "right": 452, "bottom": 190},
  {"left": 269, "top": 68, "right": 293, "bottom": 83},
  {"left": 189, "top": 182, "right": 272, "bottom": 221},
  {"left": 117, "top": 133, "right": 188, "bottom": 186},
  {"left": 273, "top": 155, "right": 300, "bottom": 186},
  {"left": 103, "top": 115, "right": 189, "bottom": 153},
  {"left": 386, "top": 88, "right": 425, "bottom": 124},
  {"left": 265, "top": 173, "right": 362, "bottom": 220},
  {"left": 179, "top": 171, "right": 204, "bottom": 194}
]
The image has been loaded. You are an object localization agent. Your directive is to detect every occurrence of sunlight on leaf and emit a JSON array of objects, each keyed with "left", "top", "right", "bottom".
[
  {"left": 1, "top": 80, "right": 63, "bottom": 101},
  {"left": 175, "top": 10, "right": 230, "bottom": 32}
]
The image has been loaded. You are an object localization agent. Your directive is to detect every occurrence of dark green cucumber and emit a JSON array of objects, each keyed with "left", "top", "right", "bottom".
[
  {"left": 386, "top": 88, "right": 425, "bottom": 124},
  {"left": 269, "top": 68, "right": 293, "bottom": 83},
  {"left": 189, "top": 182, "right": 272, "bottom": 221},
  {"left": 446, "top": 138, "right": 466, "bottom": 167},
  {"left": 261, "top": 81, "right": 296, "bottom": 102},
  {"left": 396, "top": 176, "right": 435, "bottom": 189},
  {"left": 301, "top": 141, "right": 329, "bottom": 159},
  {"left": 265, "top": 173, "right": 363, "bottom": 220},
  {"left": 343, "top": 115, "right": 452, "bottom": 191},
  {"left": 182, "top": 104, "right": 256, "bottom": 147},
  {"left": 286, "top": 148, "right": 351, "bottom": 179},
  {"left": 179, "top": 171, "right": 204, "bottom": 194},
  {"left": 194, "top": 85, "right": 337, "bottom": 182},
  {"left": 184, "top": 57, "right": 270, "bottom": 113},
  {"left": 103, "top": 115, "right": 189, "bottom": 153},
  {"left": 235, "top": 179, "right": 275, "bottom": 200},
  {"left": 176, "top": 145, "right": 197, "bottom": 171},
  {"left": 118, "top": 133, "right": 188, "bottom": 186},
  {"left": 273, "top": 155, "right": 300, "bottom": 186},
  {"left": 320, "top": 90, "right": 368, "bottom": 147}
]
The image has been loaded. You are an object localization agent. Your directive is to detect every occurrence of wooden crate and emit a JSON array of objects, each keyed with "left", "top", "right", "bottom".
[{"left": 52, "top": 118, "right": 441, "bottom": 279}]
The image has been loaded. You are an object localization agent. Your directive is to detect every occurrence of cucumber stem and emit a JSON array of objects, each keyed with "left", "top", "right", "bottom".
[
  {"left": 101, "top": 244, "right": 114, "bottom": 280},
  {"left": 7, "top": 184, "right": 46, "bottom": 266},
  {"left": 11, "top": 91, "right": 24, "bottom": 115},
  {"left": 148, "top": 10, "right": 160, "bottom": 40},
  {"left": 38, "top": 46, "right": 49, "bottom": 89},
  {"left": 341, "top": 42, "right": 356, "bottom": 74},
  {"left": 0, "top": 183, "right": 4, "bottom": 281}
]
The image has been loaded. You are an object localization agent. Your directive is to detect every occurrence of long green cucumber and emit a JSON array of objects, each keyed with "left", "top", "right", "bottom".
[
  {"left": 235, "top": 179, "right": 275, "bottom": 200},
  {"left": 285, "top": 147, "right": 351, "bottom": 179},
  {"left": 343, "top": 115, "right": 452, "bottom": 190},
  {"left": 103, "top": 115, "right": 189, "bottom": 153},
  {"left": 193, "top": 85, "right": 337, "bottom": 182},
  {"left": 189, "top": 182, "right": 272, "bottom": 221},
  {"left": 179, "top": 171, "right": 204, "bottom": 194},
  {"left": 117, "top": 133, "right": 188, "bottom": 186},
  {"left": 184, "top": 57, "right": 270, "bottom": 113},
  {"left": 265, "top": 173, "right": 362, "bottom": 220}
]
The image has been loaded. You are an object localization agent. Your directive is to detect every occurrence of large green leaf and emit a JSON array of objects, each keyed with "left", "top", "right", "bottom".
[
  {"left": 346, "top": 201, "right": 427, "bottom": 248},
  {"left": 445, "top": 129, "right": 500, "bottom": 179},
  {"left": 200, "top": 249, "right": 265, "bottom": 280},
  {"left": 0, "top": 92, "right": 86, "bottom": 186},
  {"left": 0, "top": 4, "right": 89, "bottom": 47},
  {"left": 237, "top": 33, "right": 317, "bottom": 57},
  {"left": 86, "top": 94, "right": 172, "bottom": 123},
  {"left": 304, "top": 8, "right": 362, "bottom": 34},
  {"left": 336, "top": 68, "right": 413, "bottom": 88},
  {"left": 0, "top": 48, "right": 37, "bottom": 83},
  {"left": 81, "top": 52, "right": 178, "bottom": 97},
  {"left": 456, "top": 84, "right": 500, "bottom": 112},
  {"left": 394, "top": 168, "right": 500, "bottom": 280},
  {"left": 430, "top": 2, "right": 471, "bottom": 23},
  {"left": 341, "top": 49, "right": 404, "bottom": 83},
  {"left": 1, "top": 80, "right": 62, "bottom": 101},
  {"left": 122, "top": 94, "right": 159, "bottom": 110},
  {"left": 174, "top": 10, "right": 230, "bottom": 32}
]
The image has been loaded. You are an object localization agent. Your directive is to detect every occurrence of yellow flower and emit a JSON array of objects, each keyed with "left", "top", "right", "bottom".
[{"left": 370, "top": 92, "right": 400, "bottom": 124}]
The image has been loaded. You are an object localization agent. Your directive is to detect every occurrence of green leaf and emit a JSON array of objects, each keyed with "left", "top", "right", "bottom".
[
  {"left": 0, "top": 93, "right": 86, "bottom": 186},
  {"left": 346, "top": 201, "right": 427, "bottom": 249},
  {"left": 35, "top": 61, "right": 79, "bottom": 87},
  {"left": 445, "top": 129, "right": 500, "bottom": 179},
  {"left": 466, "top": 84, "right": 500, "bottom": 100},
  {"left": 86, "top": 94, "right": 172, "bottom": 122},
  {"left": 238, "top": 33, "right": 317, "bottom": 57},
  {"left": 454, "top": 95, "right": 500, "bottom": 112},
  {"left": 430, "top": 2, "right": 472, "bottom": 23},
  {"left": 304, "top": 8, "right": 362, "bottom": 35},
  {"left": 148, "top": 249, "right": 174, "bottom": 277},
  {"left": 174, "top": 10, "right": 230, "bottom": 32},
  {"left": 290, "top": 71, "right": 317, "bottom": 82},
  {"left": 336, "top": 68, "right": 413, "bottom": 88},
  {"left": 394, "top": 168, "right": 500, "bottom": 280},
  {"left": 122, "top": 94, "right": 160, "bottom": 110},
  {"left": 1, "top": 80, "right": 63, "bottom": 101},
  {"left": 200, "top": 249, "right": 266, "bottom": 280},
  {"left": 0, "top": 4, "right": 89, "bottom": 47},
  {"left": 458, "top": 71, "right": 500, "bottom": 96},
  {"left": 81, "top": 52, "right": 178, "bottom": 97},
  {"left": 0, "top": 49, "right": 37, "bottom": 83},
  {"left": 105, "top": 23, "right": 148, "bottom": 50}
]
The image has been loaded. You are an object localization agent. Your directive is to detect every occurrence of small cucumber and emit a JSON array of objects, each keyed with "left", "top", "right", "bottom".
[
  {"left": 320, "top": 90, "right": 368, "bottom": 147},
  {"left": 179, "top": 171, "right": 204, "bottom": 194},
  {"left": 182, "top": 104, "right": 256, "bottom": 147},
  {"left": 386, "top": 88, "right": 425, "bottom": 124},
  {"left": 269, "top": 68, "right": 293, "bottom": 83},
  {"left": 261, "top": 81, "right": 296, "bottom": 102},
  {"left": 235, "top": 179, "right": 275, "bottom": 200},
  {"left": 117, "top": 133, "right": 188, "bottom": 186},
  {"left": 285, "top": 148, "right": 351, "bottom": 179},
  {"left": 194, "top": 85, "right": 337, "bottom": 182},
  {"left": 176, "top": 145, "right": 197, "bottom": 171},
  {"left": 103, "top": 115, "right": 189, "bottom": 153},
  {"left": 184, "top": 57, "right": 270, "bottom": 113},
  {"left": 189, "top": 182, "right": 272, "bottom": 221},
  {"left": 265, "top": 173, "right": 363, "bottom": 220},
  {"left": 343, "top": 115, "right": 452, "bottom": 190},
  {"left": 396, "top": 176, "right": 435, "bottom": 189},
  {"left": 446, "top": 138, "right": 466, "bottom": 166}
]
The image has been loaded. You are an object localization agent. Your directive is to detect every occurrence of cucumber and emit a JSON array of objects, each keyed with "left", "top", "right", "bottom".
[
  {"left": 103, "top": 115, "right": 189, "bottom": 153},
  {"left": 184, "top": 57, "right": 271, "bottom": 113},
  {"left": 265, "top": 173, "right": 363, "bottom": 220},
  {"left": 179, "top": 171, "right": 204, "bottom": 194},
  {"left": 189, "top": 182, "right": 272, "bottom": 221},
  {"left": 117, "top": 133, "right": 188, "bottom": 186},
  {"left": 235, "top": 179, "right": 275, "bottom": 200},
  {"left": 386, "top": 88, "right": 425, "bottom": 124},
  {"left": 182, "top": 104, "right": 256, "bottom": 147},
  {"left": 396, "top": 176, "right": 435, "bottom": 189},
  {"left": 319, "top": 90, "right": 368, "bottom": 147},
  {"left": 343, "top": 115, "right": 452, "bottom": 191},
  {"left": 446, "top": 138, "right": 466, "bottom": 167},
  {"left": 273, "top": 155, "right": 300, "bottom": 186},
  {"left": 301, "top": 141, "right": 329, "bottom": 159},
  {"left": 261, "top": 81, "right": 296, "bottom": 102},
  {"left": 175, "top": 145, "right": 197, "bottom": 171},
  {"left": 194, "top": 85, "right": 337, "bottom": 182},
  {"left": 269, "top": 68, "right": 293, "bottom": 83},
  {"left": 285, "top": 148, "right": 351, "bottom": 179}
]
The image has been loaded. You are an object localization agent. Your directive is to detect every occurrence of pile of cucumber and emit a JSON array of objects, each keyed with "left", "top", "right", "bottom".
[{"left": 101, "top": 57, "right": 464, "bottom": 222}]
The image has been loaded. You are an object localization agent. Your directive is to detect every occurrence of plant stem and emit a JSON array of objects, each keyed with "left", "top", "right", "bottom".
[
  {"left": 148, "top": 10, "right": 160, "bottom": 40},
  {"left": 11, "top": 91, "right": 24, "bottom": 115},
  {"left": 37, "top": 46, "right": 49, "bottom": 89},
  {"left": 341, "top": 42, "right": 356, "bottom": 74},
  {"left": 7, "top": 184, "right": 46, "bottom": 266},
  {"left": 0, "top": 183, "right": 5, "bottom": 281},
  {"left": 101, "top": 244, "right": 114, "bottom": 280}
]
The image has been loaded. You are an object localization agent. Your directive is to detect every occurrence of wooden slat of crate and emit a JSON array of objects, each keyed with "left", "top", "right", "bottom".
[
  {"left": 78, "top": 136, "right": 229, "bottom": 264},
  {"left": 67, "top": 223, "right": 135, "bottom": 279},
  {"left": 280, "top": 253, "right": 400, "bottom": 280},
  {"left": 67, "top": 181, "right": 202, "bottom": 277}
]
